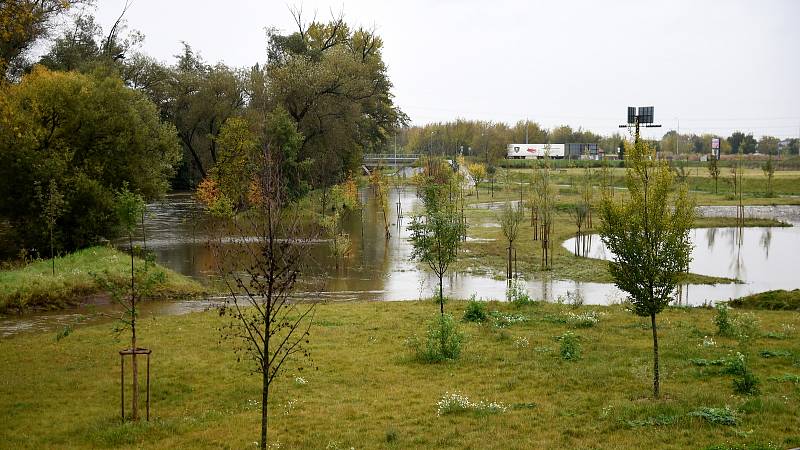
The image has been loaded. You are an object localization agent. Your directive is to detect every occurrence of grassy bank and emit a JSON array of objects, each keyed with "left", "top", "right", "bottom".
[
  {"left": 730, "top": 290, "right": 800, "bottom": 311},
  {"left": 0, "top": 246, "right": 206, "bottom": 313},
  {"left": 0, "top": 300, "right": 798, "bottom": 449}
]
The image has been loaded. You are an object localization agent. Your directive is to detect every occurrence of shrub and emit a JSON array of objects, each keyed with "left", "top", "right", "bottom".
[
  {"left": 462, "top": 295, "right": 488, "bottom": 323},
  {"left": 733, "top": 370, "right": 760, "bottom": 396},
  {"left": 410, "top": 314, "right": 464, "bottom": 363},
  {"left": 724, "top": 352, "right": 760, "bottom": 395},
  {"left": 506, "top": 279, "right": 533, "bottom": 306},
  {"left": 733, "top": 313, "right": 760, "bottom": 345},
  {"left": 558, "top": 331, "right": 581, "bottom": 361},
  {"left": 722, "top": 352, "right": 747, "bottom": 376},
  {"left": 385, "top": 428, "right": 398, "bottom": 443},
  {"left": 714, "top": 303, "right": 734, "bottom": 336}
]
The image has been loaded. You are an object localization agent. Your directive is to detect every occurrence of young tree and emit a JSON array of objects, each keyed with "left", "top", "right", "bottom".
[
  {"left": 105, "top": 185, "right": 148, "bottom": 421},
  {"left": 213, "top": 117, "right": 316, "bottom": 450},
  {"left": 598, "top": 139, "right": 695, "bottom": 399},
  {"left": 467, "top": 162, "right": 486, "bottom": 199},
  {"left": 320, "top": 179, "right": 359, "bottom": 269},
  {"left": 498, "top": 201, "right": 524, "bottom": 279},
  {"left": 370, "top": 169, "right": 391, "bottom": 239},
  {"left": 762, "top": 155, "right": 775, "bottom": 197},
  {"left": 571, "top": 203, "right": 589, "bottom": 257},
  {"left": 409, "top": 184, "right": 467, "bottom": 315},
  {"left": 707, "top": 155, "right": 720, "bottom": 194},
  {"left": 533, "top": 156, "right": 557, "bottom": 269},
  {"left": 580, "top": 166, "right": 595, "bottom": 229},
  {"left": 36, "top": 179, "right": 64, "bottom": 275}
]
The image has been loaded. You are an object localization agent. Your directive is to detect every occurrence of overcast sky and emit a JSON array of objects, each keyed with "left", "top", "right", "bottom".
[{"left": 90, "top": 0, "right": 800, "bottom": 140}]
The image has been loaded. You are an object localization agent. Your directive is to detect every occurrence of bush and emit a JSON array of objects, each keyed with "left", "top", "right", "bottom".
[
  {"left": 722, "top": 352, "right": 747, "bottom": 376},
  {"left": 714, "top": 303, "right": 734, "bottom": 336},
  {"left": 410, "top": 314, "right": 464, "bottom": 363},
  {"left": 462, "top": 295, "right": 488, "bottom": 323},
  {"left": 733, "top": 313, "right": 760, "bottom": 345},
  {"left": 724, "top": 352, "right": 760, "bottom": 395},
  {"left": 506, "top": 279, "right": 533, "bottom": 306},
  {"left": 733, "top": 370, "right": 760, "bottom": 396},
  {"left": 558, "top": 331, "right": 581, "bottom": 361}
]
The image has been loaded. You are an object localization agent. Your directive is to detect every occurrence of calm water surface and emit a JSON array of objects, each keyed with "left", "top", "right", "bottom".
[{"left": 3, "top": 192, "right": 799, "bottom": 337}]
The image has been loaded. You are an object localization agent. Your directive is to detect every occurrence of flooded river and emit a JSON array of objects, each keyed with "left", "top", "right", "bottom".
[{"left": 2, "top": 191, "right": 799, "bottom": 337}]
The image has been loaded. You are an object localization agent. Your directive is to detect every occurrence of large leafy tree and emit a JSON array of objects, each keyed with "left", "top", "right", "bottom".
[
  {"left": 266, "top": 15, "right": 406, "bottom": 191},
  {"left": 0, "top": 67, "right": 181, "bottom": 252},
  {"left": 163, "top": 45, "right": 247, "bottom": 185},
  {"left": 0, "top": 0, "right": 91, "bottom": 81},
  {"left": 598, "top": 139, "right": 694, "bottom": 399}
]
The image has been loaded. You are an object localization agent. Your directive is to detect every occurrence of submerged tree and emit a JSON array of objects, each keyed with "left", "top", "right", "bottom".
[
  {"left": 498, "top": 201, "right": 524, "bottom": 279},
  {"left": 762, "top": 155, "right": 775, "bottom": 197},
  {"left": 370, "top": 169, "right": 391, "bottom": 239},
  {"left": 409, "top": 183, "right": 466, "bottom": 315},
  {"left": 598, "top": 139, "right": 695, "bottom": 399},
  {"left": 533, "top": 156, "right": 557, "bottom": 269}
]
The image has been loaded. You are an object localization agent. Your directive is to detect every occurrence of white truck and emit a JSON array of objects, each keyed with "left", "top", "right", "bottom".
[{"left": 506, "top": 143, "right": 565, "bottom": 159}]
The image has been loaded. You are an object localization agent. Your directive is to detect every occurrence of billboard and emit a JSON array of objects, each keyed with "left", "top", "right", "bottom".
[{"left": 711, "top": 138, "right": 721, "bottom": 158}]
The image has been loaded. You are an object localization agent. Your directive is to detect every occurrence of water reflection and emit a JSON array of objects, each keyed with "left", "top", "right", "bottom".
[
  {"left": 139, "top": 194, "right": 800, "bottom": 307},
  {"left": 760, "top": 228, "right": 772, "bottom": 259},
  {"left": 3, "top": 197, "right": 800, "bottom": 337},
  {"left": 564, "top": 220, "right": 800, "bottom": 300}
]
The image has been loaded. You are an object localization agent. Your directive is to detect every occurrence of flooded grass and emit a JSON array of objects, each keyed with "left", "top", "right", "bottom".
[{"left": 1, "top": 300, "right": 798, "bottom": 449}]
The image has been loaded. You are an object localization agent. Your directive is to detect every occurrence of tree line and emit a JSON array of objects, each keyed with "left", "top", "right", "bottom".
[
  {"left": 0, "top": 1, "right": 404, "bottom": 256},
  {"left": 386, "top": 120, "right": 799, "bottom": 164}
]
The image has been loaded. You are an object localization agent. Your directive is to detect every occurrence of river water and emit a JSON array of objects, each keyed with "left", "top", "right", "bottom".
[{"left": 2, "top": 191, "right": 799, "bottom": 337}]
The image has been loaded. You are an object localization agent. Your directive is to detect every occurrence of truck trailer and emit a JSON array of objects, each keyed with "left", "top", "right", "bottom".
[
  {"left": 507, "top": 143, "right": 600, "bottom": 160},
  {"left": 506, "top": 143, "right": 565, "bottom": 159}
]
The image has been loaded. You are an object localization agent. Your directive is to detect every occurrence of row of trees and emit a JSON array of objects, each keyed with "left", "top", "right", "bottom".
[
  {"left": 384, "top": 120, "right": 798, "bottom": 163},
  {"left": 392, "top": 120, "right": 622, "bottom": 163},
  {"left": 659, "top": 130, "right": 798, "bottom": 157}
]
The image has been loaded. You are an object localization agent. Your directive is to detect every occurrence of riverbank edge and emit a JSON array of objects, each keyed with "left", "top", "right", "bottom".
[{"left": 0, "top": 246, "right": 208, "bottom": 314}]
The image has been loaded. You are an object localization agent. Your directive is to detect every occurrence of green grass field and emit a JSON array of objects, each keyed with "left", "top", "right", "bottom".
[
  {"left": 1, "top": 299, "right": 798, "bottom": 449},
  {"left": 0, "top": 246, "right": 206, "bottom": 313}
]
